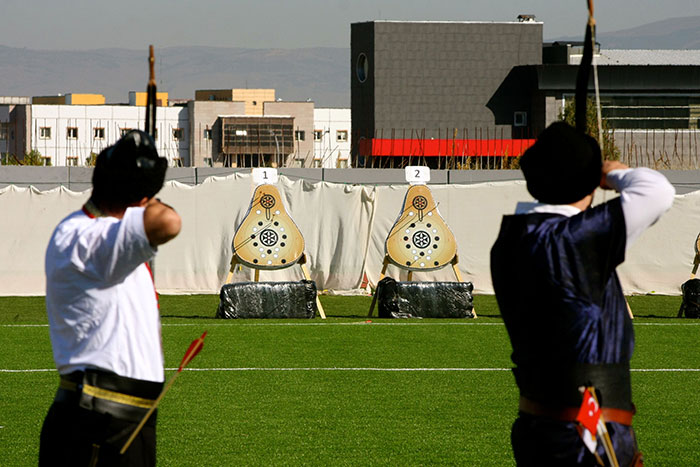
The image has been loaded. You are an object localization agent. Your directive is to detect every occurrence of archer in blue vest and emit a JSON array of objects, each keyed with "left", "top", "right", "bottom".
[{"left": 491, "top": 122, "right": 674, "bottom": 466}]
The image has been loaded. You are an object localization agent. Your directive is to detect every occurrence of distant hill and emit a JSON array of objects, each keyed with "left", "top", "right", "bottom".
[
  {"left": 1, "top": 16, "right": 699, "bottom": 106},
  {"left": 0, "top": 46, "right": 350, "bottom": 107},
  {"left": 550, "top": 16, "right": 700, "bottom": 49}
]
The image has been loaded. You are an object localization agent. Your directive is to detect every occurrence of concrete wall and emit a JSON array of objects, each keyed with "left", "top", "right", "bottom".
[
  {"left": 188, "top": 100, "right": 246, "bottom": 167},
  {"left": 194, "top": 89, "right": 275, "bottom": 116},
  {"left": 3, "top": 166, "right": 699, "bottom": 194},
  {"left": 263, "top": 101, "right": 315, "bottom": 167}
]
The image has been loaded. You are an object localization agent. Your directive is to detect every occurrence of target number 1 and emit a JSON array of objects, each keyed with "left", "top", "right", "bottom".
[{"left": 253, "top": 168, "right": 279, "bottom": 185}]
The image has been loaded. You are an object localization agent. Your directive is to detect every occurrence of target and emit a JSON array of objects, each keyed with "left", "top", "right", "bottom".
[
  {"left": 260, "top": 194, "right": 276, "bottom": 209},
  {"left": 412, "top": 196, "right": 428, "bottom": 210},
  {"left": 412, "top": 230, "right": 431, "bottom": 249},
  {"left": 260, "top": 229, "right": 278, "bottom": 247}
]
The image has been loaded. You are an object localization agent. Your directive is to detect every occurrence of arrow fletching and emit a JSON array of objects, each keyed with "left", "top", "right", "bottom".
[{"left": 178, "top": 331, "right": 207, "bottom": 372}]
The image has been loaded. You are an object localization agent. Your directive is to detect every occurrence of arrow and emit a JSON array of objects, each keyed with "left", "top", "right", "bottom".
[{"left": 121, "top": 331, "right": 208, "bottom": 455}]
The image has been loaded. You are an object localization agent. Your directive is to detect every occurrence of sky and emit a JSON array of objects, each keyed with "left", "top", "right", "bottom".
[{"left": 2, "top": 0, "right": 700, "bottom": 50}]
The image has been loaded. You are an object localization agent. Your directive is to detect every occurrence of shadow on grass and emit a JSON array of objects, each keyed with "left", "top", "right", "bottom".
[
  {"left": 635, "top": 314, "right": 692, "bottom": 319},
  {"left": 161, "top": 315, "right": 220, "bottom": 319},
  {"left": 326, "top": 314, "right": 370, "bottom": 319}
]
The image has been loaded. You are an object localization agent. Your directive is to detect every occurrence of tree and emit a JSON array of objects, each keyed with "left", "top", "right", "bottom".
[
  {"left": 561, "top": 98, "right": 620, "bottom": 161},
  {"left": 1, "top": 149, "right": 49, "bottom": 165},
  {"left": 85, "top": 152, "right": 98, "bottom": 167}
]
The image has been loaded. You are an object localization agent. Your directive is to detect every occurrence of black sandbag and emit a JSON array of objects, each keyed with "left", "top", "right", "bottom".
[
  {"left": 216, "top": 280, "right": 318, "bottom": 319},
  {"left": 376, "top": 277, "right": 475, "bottom": 318},
  {"left": 678, "top": 278, "right": 700, "bottom": 318}
]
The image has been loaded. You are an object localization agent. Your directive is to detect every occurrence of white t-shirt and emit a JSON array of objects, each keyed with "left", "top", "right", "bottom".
[{"left": 45, "top": 206, "right": 164, "bottom": 382}]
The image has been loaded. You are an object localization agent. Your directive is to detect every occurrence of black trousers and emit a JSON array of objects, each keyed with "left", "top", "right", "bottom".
[{"left": 39, "top": 401, "right": 157, "bottom": 467}]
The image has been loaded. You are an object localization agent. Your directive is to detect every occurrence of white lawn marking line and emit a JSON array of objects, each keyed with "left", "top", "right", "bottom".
[{"left": 2, "top": 367, "right": 700, "bottom": 373}]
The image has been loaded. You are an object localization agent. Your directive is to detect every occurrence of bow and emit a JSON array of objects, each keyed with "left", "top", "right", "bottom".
[
  {"left": 120, "top": 331, "right": 208, "bottom": 455},
  {"left": 146, "top": 45, "right": 157, "bottom": 277},
  {"left": 145, "top": 45, "right": 157, "bottom": 138},
  {"left": 575, "top": 0, "right": 604, "bottom": 151}
]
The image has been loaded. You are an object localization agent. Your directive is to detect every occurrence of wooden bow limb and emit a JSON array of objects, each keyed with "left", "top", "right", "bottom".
[{"left": 146, "top": 45, "right": 158, "bottom": 278}]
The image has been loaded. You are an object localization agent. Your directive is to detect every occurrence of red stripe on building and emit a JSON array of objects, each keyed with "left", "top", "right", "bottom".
[{"left": 359, "top": 138, "right": 536, "bottom": 157}]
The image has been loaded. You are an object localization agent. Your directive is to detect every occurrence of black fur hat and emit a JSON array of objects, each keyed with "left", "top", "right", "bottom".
[
  {"left": 91, "top": 130, "right": 167, "bottom": 209},
  {"left": 520, "top": 122, "right": 602, "bottom": 204}
]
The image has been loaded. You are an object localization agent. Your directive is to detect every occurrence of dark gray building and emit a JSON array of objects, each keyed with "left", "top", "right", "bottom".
[{"left": 351, "top": 20, "right": 543, "bottom": 166}]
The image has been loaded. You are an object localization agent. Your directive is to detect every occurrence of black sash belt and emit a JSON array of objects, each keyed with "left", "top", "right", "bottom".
[
  {"left": 513, "top": 362, "right": 633, "bottom": 411},
  {"left": 54, "top": 370, "right": 164, "bottom": 424}
]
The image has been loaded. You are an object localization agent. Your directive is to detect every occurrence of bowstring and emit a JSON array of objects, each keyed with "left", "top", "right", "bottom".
[{"left": 588, "top": 2, "right": 604, "bottom": 154}]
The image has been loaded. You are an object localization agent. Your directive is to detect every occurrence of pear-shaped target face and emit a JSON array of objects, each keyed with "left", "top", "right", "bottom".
[
  {"left": 260, "top": 194, "right": 276, "bottom": 209},
  {"left": 232, "top": 185, "right": 304, "bottom": 270},
  {"left": 385, "top": 184, "right": 457, "bottom": 271}
]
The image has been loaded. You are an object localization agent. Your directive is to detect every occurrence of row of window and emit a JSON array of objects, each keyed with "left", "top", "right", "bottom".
[
  {"left": 313, "top": 130, "right": 348, "bottom": 142},
  {"left": 4, "top": 125, "right": 350, "bottom": 143},
  {"left": 25, "top": 155, "right": 185, "bottom": 167},
  {"left": 37, "top": 127, "right": 186, "bottom": 140}
]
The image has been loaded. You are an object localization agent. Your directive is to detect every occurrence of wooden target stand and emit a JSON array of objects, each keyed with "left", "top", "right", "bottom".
[
  {"left": 690, "top": 233, "right": 700, "bottom": 279},
  {"left": 676, "top": 233, "right": 700, "bottom": 318},
  {"left": 368, "top": 167, "right": 476, "bottom": 318},
  {"left": 223, "top": 169, "right": 326, "bottom": 319}
]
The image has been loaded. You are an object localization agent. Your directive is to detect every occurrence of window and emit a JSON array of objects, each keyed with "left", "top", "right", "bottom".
[
  {"left": 120, "top": 128, "right": 132, "bottom": 137},
  {"left": 336, "top": 130, "right": 348, "bottom": 142},
  {"left": 67, "top": 156, "right": 78, "bottom": 166},
  {"left": 173, "top": 128, "right": 184, "bottom": 140},
  {"left": 295, "top": 130, "right": 306, "bottom": 141},
  {"left": 66, "top": 127, "right": 78, "bottom": 139},
  {"left": 203, "top": 129, "right": 212, "bottom": 140},
  {"left": 514, "top": 112, "right": 528, "bottom": 127},
  {"left": 356, "top": 53, "right": 369, "bottom": 83},
  {"left": 314, "top": 130, "right": 323, "bottom": 141},
  {"left": 93, "top": 127, "right": 105, "bottom": 139},
  {"left": 598, "top": 95, "right": 700, "bottom": 130},
  {"left": 40, "top": 127, "right": 52, "bottom": 139}
]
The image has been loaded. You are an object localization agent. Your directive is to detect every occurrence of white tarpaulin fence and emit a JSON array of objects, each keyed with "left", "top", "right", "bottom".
[{"left": 1, "top": 174, "right": 697, "bottom": 296}]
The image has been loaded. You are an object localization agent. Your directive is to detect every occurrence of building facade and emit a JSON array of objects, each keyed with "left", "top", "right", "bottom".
[
  {"left": 1, "top": 103, "right": 188, "bottom": 166},
  {"left": 188, "top": 100, "right": 246, "bottom": 167},
  {"left": 351, "top": 19, "right": 700, "bottom": 168},
  {"left": 263, "top": 101, "right": 314, "bottom": 167},
  {"left": 313, "top": 108, "right": 351, "bottom": 168}
]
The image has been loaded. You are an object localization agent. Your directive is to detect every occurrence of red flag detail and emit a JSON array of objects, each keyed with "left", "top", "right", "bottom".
[
  {"left": 576, "top": 388, "right": 601, "bottom": 434},
  {"left": 178, "top": 331, "right": 207, "bottom": 372}
]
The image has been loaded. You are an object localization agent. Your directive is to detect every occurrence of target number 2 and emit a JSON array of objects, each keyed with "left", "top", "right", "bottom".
[{"left": 405, "top": 166, "right": 430, "bottom": 184}]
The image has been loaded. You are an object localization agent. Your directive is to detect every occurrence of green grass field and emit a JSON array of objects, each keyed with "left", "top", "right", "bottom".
[{"left": 1, "top": 295, "right": 698, "bottom": 466}]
